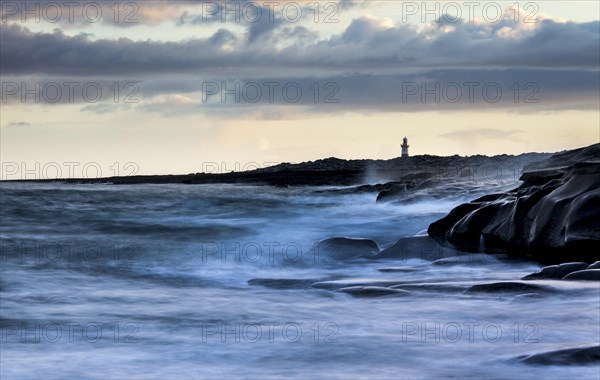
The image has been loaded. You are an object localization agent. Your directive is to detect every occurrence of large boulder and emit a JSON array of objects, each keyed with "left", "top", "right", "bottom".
[{"left": 428, "top": 144, "right": 600, "bottom": 264}]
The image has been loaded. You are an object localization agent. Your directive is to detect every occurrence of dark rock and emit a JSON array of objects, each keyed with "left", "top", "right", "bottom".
[
  {"left": 315, "top": 237, "right": 379, "bottom": 261},
  {"left": 518, "top": 345, "right": 600, "bottom": 365},
  {"left": 339, "top": 286, "right": 411, "bottom": 297},
  {"left": 428, "top": 144, "right": 600, "bottom": 264},
  {"left": 465, "top": 281, "right": 554, "bottom": 294},
  {"left": 522, "top": 262, "right": 589, "bottom": 280},
  {"left": 400, "top": 171, "right": 437, "bottom": 182},
  {"left": 587, "top": 261, "right": 600, "bottom": 269},
  {"left": 562, "top": 269, "right": 600, "bottom": 281},
  {"left": 523, "top": 143, "right": 600, "bottom": 175},
  {"left": 427, "top": 202, "right": 482, "bottom": 245}
]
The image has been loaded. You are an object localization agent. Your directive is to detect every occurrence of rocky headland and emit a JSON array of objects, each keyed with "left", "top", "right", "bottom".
[{"left": 6, "top": 151, "right": 550, "bottom": 188}]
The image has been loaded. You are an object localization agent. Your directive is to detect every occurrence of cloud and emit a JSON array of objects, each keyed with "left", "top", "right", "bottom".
[
  {"left": 1, "top": 10, "right": 598, "bottom": 114},
  {"left": 3, "top": 68, "right": 597, "bottom": 115},
  {"left": 2, "top": 14, "right": 598, "bottom": 77},
  {"left": 176, "top": 2, "right": 286, "bottom": 44}
]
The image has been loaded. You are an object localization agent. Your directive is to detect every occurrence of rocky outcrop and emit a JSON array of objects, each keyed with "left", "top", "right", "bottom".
[{"left": 428, "top": 144, "right": 600, "bottom": 264}]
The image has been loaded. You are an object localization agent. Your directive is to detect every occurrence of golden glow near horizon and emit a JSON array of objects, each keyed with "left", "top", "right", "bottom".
[{"left": 1, "top": 1, "right": 599, "bottom": 179}]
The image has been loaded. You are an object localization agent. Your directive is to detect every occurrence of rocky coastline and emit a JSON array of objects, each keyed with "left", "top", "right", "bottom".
[
  {"left": 428, "top": 144, "right": 600, "bottom": 263},
  {"left": 5, "top": 144, "right": 599, "bottom": 264}
]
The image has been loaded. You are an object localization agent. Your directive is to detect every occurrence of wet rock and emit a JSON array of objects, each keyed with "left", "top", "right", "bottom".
[
  {"left": 587, "top": 261, "right": 600, "bottom": 269},
  {"left": 522, "top": 262, "right": 589, "bottom": 280},
  {"left": 562, "top": 269, "right": 600, "bottom": 281},
  {"left": 315, "top": 237, "right": 379, "bottom": 261},
  {"left": 465, "top": 281, "right": 554, "bottom": 294},
  {"left": 339, "top": 286, "right": 411, "bottom": 297},
  {"left": 518, "top": 345, "right": 600, "bottom": 365},
  {"left": 428, "top": 144, "right": 600, "bottom": 264}
]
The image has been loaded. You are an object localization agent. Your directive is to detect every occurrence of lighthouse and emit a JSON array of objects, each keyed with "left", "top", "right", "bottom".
[{"left": 401, "top": 137, "right": 409, "bottom": 158}]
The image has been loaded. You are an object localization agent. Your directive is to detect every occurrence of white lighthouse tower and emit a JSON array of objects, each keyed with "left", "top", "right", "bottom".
[{"left": 401, "top": 137, "right": 409, "bottom": 158}]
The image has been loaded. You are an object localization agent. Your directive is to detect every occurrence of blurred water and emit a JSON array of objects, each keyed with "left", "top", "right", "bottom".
[{"left": 1, "top": 183, "right": 598, "bottom": 379}]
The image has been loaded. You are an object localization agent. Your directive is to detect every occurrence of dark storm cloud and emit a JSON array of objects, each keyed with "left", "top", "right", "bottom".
[
  {"left": 1, "top": 13, "right": 598, "bottom": 112},
  {"left": 2, "top": 68, "right": 597, "bottom": 108},
  {"left": 5, "top": 68, "right": 594, "bottom": 118},
  {"left": 2, "top": 17, "right": 599, "bottom": 76}
]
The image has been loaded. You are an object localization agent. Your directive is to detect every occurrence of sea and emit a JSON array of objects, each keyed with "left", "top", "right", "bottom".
[{"left": 1, "top": 182, "right": 598, "bottom": 379}]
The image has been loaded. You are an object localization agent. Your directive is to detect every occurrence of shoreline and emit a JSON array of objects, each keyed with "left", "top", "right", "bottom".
[{"left": 1, "top": 151, "right": 552, "bottom": 186}]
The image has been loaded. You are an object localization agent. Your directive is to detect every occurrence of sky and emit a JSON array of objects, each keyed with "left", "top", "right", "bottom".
[{"left": 1, "top": 0, "right": 599, "bottom": 179}]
